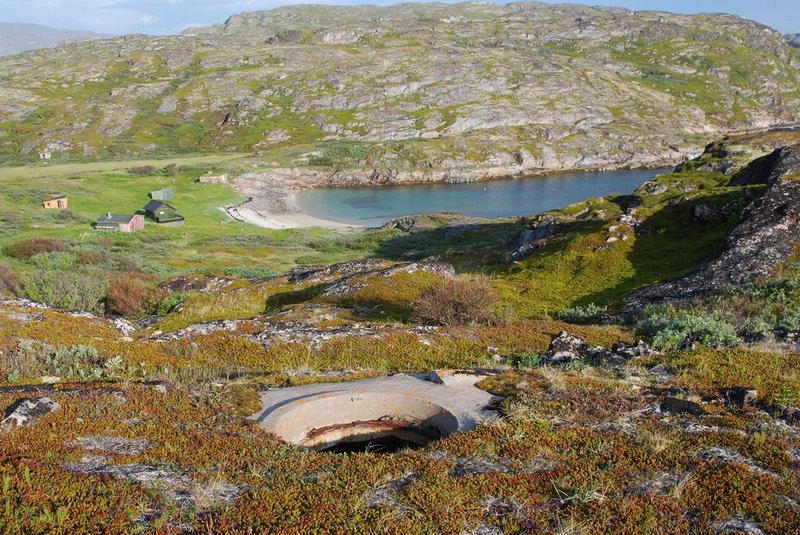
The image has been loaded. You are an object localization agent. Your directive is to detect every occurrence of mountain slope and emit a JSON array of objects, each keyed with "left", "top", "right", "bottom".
[
  {"left": 0, "top": 3, "right": 798, "bottom": 172},
  {"left": 0, "top": 22, "right": 100, "bottom": 57},
  {"left": 787, "top": 33, "right": 800, "bottom": 48}
]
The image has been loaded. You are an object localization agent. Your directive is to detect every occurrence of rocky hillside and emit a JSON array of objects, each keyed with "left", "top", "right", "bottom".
[
  {"left": 634, "top": 140, "right": 800, "bottom": 305},
  {"left": 0, "top": 23, "right": 100, "bottom": 57},
  {"left": 787, "top": 34, "right": 800, "bottom": 48},
  {"left": 0, "top": 3, "right": 798, "bottom": 173}
]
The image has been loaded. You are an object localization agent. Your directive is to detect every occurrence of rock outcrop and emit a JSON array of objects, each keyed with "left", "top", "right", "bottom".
[
  {"left": 632, "top": 144, "right": 800, "bottom": 305},
  {"left": 510, "top": 222, "right": 557, "bottom": 261},
  {"left": 541, "top": 331, "right": 657, "bottom": 366},
  {"left": 1, "top": 397, "right": 60, "bottom": 430}
]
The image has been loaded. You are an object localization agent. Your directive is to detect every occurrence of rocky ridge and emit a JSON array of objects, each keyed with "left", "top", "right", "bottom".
[{"left": 0, "top": 3, "right": 798, "bottom": 178}]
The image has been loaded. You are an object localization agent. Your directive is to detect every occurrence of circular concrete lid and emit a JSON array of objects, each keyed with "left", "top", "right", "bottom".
[{"left": 252, "top": 372, "right": 502, "bottom": 451}]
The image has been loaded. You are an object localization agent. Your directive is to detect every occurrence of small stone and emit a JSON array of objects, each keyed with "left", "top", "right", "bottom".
[
  {"left": 40, "top": 376, "right": 61, "bottom": 384},
  {"left": 660, "top": 397, "right": 707, "bottom": 416},
  {"left": 612, "top": 340, "right": 657, "bottom": 359}
]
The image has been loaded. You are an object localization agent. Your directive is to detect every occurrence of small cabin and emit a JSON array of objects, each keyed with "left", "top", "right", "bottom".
[
  {"left": 95, "top": 213, "right": 144, "bottom": 233},
  {"left": 143, "top": 200, "right": 185, "bottom": 227},
  {"left": 42, "top": 195, "right": 68, "bottom": 210},
  {"left": 149, "top": 187, "right": 174, "bottom": 201}
]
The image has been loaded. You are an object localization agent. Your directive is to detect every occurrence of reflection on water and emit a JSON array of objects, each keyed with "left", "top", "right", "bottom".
[
  {"left": 341, "top": 195, "right": 393, "bottom": 212},
  {"left": 295, "top": 168, "right": 670, "bottom": 226}
]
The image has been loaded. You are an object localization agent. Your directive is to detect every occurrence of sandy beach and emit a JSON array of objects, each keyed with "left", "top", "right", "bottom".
[{"left": 226, "top": 190, "right": 363, "bottom": 231}]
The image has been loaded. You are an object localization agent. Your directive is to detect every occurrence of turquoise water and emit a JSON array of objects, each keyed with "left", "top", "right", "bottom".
[{"left": 295, "top": 168, "right": 669, "bottom": 226}]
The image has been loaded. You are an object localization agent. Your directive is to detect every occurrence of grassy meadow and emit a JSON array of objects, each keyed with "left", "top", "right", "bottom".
[{"left": 0, "top": 157, "right": 387, "bottom": 275}]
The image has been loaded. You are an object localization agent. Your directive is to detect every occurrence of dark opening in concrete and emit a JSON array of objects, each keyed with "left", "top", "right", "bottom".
[
  {"left": 308, "top": 418, "right": 444, "bottom": 454},
  {"left": 319, "top": 434, "right": 422, "bottom": 454}
]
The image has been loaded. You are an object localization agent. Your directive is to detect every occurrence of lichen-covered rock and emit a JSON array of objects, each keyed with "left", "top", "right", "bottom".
[
  {"left": 72, "top": 436, "right": 151, "bottom": 456},
  {"left": 362, "top": 472, "right": 418, "bottom": 511},
  {"left": 722, "top": 388, "right": 758, "bottom": 408},
  {"left": 542, "top": 330, "right": 587, "bottom": 363},
  {"left": 110, "top": 318, "right": 137, "bottom": 335},
  {"left": 163, "top": 275, "right": 235, "bottom": 293},
  {"left": 1, "top": 397, "right": 60, "bottom": 430},
  {"left": 540, "top": 332, "right": 657, "bottom": 366},
  {"left": 65, "top": 456, "right": 246, "bottom": 508},
  {"left": 320, "top": 260, "right": 455, "bottom": 298},
  {"left": 287, "top": 258, "right": 387, "bottom": 284},
  {"left": 713, "top": 516, "right": 765, "bottom": 535}
]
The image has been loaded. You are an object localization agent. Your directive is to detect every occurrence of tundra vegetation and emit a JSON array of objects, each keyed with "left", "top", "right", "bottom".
[
  {"left": 0, "top": 3, "right": 799, "bottom": 533},
  {"left": 0, "top": 126, "right": 798, "bottom": 533}
]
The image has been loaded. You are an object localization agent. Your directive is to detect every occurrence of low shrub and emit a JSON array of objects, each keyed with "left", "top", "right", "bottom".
[
  {"left": 4, "top": 238, "right": 66, "bottom": 259},
  {"left": 412, "top": 276, "right": 500, "bottom": 326},
  {"left": 636, "top": 271, "right": 800, "bottom": 348},
  {"left": 638, "top": 307, "right": 741, "bottom": 350},
  {"left": 30, "top": 251, "right": 76, "bottom": 271},
  {"left": 511, "top": 353, "right": 542, "bottom": 369},
  {"left": 556, "top": 303, "right": 608, "bottom": 324},
  {"left": 106, "top": 273, "right": 149, "bottom": 317},
  {"left": 157, "top": 292, "right": 193, "bottom": 315},
  {"left": 128, "top": 165, "right": 157, "bottom": 176},
  {"left": 0, "top": 264, "right": 19, "bottom": 295},
  {"left": 0, "top": 211, "right": 21, "bottom": 235},
  {"left": 1, "top": 341, "right": 122, "bottom": 381},
  {"left": 1, "top": 340, "right": 51, "bottom": 381},
  {"left": 22, "top": 270, "right": 107, "bottom": 313}
]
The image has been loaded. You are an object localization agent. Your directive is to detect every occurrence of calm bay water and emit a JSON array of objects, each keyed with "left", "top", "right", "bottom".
[{"left": 295, "top": 168, "right": 669, "bottom": 226}]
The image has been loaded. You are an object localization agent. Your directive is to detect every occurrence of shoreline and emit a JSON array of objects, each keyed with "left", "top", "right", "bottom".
[
  {"left": 226, "top": 165, "right": 673, "bottom": 231},
  {"left": 226, "top": 190, "right": 364, "bottom": 231}
]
